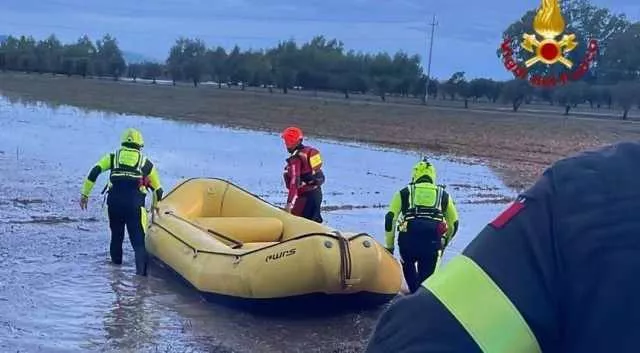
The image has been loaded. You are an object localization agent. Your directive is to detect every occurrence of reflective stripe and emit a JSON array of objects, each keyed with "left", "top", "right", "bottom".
[
  {"left": 410, "top": 183, "right": 416, "bottom": 208},
  {"left": 111, "top": 171, "right": 142, "bottom": 178},
  {"left": 424, "top": 255, "right": 542, "bottom": 353},
  {"left": 309, "top": 153, "right": 322, "bottom": 169},
  {"left": 140, "top": 207, "right": 148, "bottom": 234}
]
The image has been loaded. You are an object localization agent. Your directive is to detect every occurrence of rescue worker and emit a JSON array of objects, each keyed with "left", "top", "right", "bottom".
[
  {"left": 366, "top": 141, "right": 640, "bottom": 353},
  {"left": 385, "top": 158, "right": 459, "bottom": 294},
  {"left": 281, "top": 126, "right": 325, "bottom": 223},
  {"left": 79, "top": 128, "right": 163, "bottom": 277}
]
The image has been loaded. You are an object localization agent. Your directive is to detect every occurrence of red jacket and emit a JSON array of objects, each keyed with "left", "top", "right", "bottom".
[{"left": 283, "top": 145, "right": 325, "bottom": 205}]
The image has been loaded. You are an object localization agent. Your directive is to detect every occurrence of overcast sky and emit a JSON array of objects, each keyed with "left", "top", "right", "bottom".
[{"left": 2, "top": 0, "right": 638, "bottom": 79}]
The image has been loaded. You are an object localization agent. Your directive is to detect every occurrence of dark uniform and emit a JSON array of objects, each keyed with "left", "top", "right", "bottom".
[
  {"left": 366, "top": 141, "right": 640, "bottom": 353},
  {"left": 80, "top": 128, "right": 163, "bottom": 276},
  {"left": 385, "top": 158, "right": 459, "bottom": 293},
  {"left": 281, "top": 126, "right": 325, "bottom": 223}
]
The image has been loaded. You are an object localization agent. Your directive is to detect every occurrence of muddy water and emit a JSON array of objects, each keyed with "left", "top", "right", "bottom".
[{"left": 0, "top": 96, "right": 515, "bottom": 352}]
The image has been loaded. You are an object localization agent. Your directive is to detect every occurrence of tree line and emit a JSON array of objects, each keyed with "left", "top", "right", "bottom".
[
  {"left": 0, "top": 34, "right": 127, "bottom": 80},
  {"left": 0, "top": 0, "right": 638, "bottom": 118}
]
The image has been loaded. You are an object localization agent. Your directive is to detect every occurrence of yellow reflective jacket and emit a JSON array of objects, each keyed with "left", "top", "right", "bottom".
[{"left": 81, "top": 147, "right": 163, "bottom": 203}]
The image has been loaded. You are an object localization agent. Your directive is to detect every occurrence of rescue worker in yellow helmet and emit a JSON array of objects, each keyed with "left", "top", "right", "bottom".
[
  {"left": 366, "top": 141, "right": 640, "bottom": 352},
  {"left": 79, "top": 128, "right": 163, "bottom": 276},
  {"left": 384, "top": 158, "right": 459, "bottom": 293}
]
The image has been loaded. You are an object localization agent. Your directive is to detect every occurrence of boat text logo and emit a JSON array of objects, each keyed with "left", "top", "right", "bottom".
[
  {"left": 265, "top": 248, "right": 297, "bottom": 263},
  {"left": 499, "top": 0, "right": 598, "bottom": 87}
]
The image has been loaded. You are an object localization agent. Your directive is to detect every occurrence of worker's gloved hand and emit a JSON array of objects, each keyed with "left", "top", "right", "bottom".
[{"left": 79, "top": 195, "right": 88, "bottom": 210}]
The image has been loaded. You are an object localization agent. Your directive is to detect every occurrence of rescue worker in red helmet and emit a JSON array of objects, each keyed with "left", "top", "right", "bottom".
[
  {"left": 366, "top": 141, "right": 640, "bottom": 353},
  {"left": 385, "top": 158, "right": 459, "bottom": 294},
  {"left": 281, "top": 126, "right": 325, "bottom": 223}
]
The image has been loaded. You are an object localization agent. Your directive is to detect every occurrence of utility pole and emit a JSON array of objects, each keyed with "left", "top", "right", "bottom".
[{"left": 424, "top": 14, "right": 437, "bottom": 104}]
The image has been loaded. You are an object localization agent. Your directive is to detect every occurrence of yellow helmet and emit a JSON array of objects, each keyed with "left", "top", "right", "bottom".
[
  {"left": 411, "top": 157, "right": 436, "bottom": 183},
  {"left": 121, "top": 128, "right": 144, "bottom": 148}
]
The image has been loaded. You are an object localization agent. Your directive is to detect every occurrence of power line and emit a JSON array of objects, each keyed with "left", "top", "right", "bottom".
[{"left": 424, "top": 14, "right": 437, "bottom": 104}]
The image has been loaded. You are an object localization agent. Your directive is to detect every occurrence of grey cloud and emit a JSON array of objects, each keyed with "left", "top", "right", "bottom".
[{"left": 2, "top": 0, "right": 636, "bottom": 80}]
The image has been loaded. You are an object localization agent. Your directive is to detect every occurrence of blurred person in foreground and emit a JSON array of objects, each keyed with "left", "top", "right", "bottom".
[{"left": 366, "top": 141, "right": 640, "bottom": 353}]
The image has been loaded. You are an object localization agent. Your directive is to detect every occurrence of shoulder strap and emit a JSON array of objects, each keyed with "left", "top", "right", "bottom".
[
  {"left": 135, "top": 152, "right": 143, "bottom": 171},
  {"left": 113, "top": 149, "right": 121, "bottom": 169},
  {"left": 399, "top": 187, "right": 410, "bottom": 213},
  {"left": 408, "top": 183, "right": 415, "bottom": 209},
  {"left": 297, "top": 148, "right": 308, "bottom": 159},
  {"left": 139, "top": 154, "right": 148, "bottom": 174},
  {"left": 435, "top": 185, "right": 444, "bottom": 210}
]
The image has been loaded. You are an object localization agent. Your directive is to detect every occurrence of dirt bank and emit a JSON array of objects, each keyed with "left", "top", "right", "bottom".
[{"left": 2, "top": 72, "right": 639, "bottom": 191}]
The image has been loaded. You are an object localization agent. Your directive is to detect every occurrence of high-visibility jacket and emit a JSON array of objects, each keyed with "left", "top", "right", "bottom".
[
  {"left": 385, "top": 176, "right": 459, "bottom": 250},
  {"left": 81, "top": 146, "right": 163, "bottom": 203},
  {"left": 366, "top": 141, "right": 640, "bottom": 353}
]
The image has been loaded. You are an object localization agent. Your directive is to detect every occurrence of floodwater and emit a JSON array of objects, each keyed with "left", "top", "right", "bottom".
[{"left": 0, "top": 95, "right": 516, "bottom": 352}]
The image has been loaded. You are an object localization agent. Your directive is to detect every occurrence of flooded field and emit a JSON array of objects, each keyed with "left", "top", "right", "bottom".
[{"left": 0, "top": 96, "right": 516, "bottom": 352}]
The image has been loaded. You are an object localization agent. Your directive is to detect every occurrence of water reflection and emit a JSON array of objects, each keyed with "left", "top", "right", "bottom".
[{"left": 102, "top": 271, "right": 154, "bottom": 351}]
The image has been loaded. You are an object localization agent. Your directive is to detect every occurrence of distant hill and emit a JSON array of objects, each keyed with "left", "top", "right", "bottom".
[{"left": 122, "top": 51, "right": 161, "bottom": 64}]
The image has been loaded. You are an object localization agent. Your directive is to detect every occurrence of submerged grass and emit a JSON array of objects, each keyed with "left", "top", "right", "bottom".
[{"left": 2, "top": 72, "right": 640, "bottom": 191}]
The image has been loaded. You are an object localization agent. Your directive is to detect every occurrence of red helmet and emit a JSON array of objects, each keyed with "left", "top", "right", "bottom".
[{"left": 281, "top": 126, "right": 303, "bottom": 149}]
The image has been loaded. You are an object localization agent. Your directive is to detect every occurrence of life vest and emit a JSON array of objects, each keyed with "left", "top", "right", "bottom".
[
  {"left": 283, "top": 145, "right": 325, "bottom": 190},
  {"left": 108, "top": 147, "right": 147, "bottom": 193},
  {"left": 401, "top": 182, "right": 447, "bottom": 235}
]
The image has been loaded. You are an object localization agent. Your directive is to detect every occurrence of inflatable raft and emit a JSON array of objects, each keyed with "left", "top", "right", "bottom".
[{"left": 146, "top": 178, "right": 403, "bottom": 311}]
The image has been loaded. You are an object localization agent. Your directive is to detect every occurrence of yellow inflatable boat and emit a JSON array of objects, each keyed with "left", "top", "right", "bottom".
[{"left": 146, "top": 178, "right": 403, "bottom": 312}]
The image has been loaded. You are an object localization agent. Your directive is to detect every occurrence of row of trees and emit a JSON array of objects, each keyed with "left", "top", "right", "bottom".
[
  {"left": 0, "top": 34, "right": 126, "bottom": 79},
  {"left": 0, "top": 33, "right": 426, "bottom": 100},
  {"left": 162, "top": 35, "right": 426, "bottom": 99},
  {"left": 0, "top": 0, "right": 638, "bottom": 117},
  {"left": 450, "top": 75, "right": 640, "bottom": 119}
]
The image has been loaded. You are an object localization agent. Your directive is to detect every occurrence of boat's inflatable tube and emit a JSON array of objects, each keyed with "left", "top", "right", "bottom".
[{"left": 146, "top": 178, "right": 403, "bottom": 310}]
